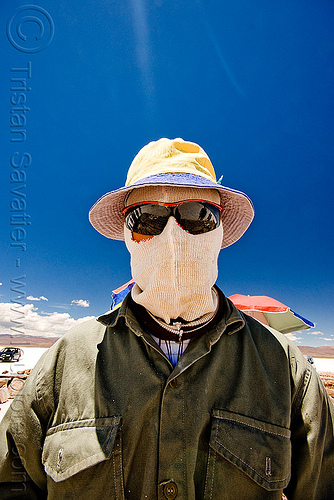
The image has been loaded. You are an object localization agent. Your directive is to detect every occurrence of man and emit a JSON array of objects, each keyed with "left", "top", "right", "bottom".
[{"left": 0, "top": 138, "right": 333, "bottom": 499}]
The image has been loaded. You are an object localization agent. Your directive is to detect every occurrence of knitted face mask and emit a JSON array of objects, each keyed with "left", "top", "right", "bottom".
[{"left": 124, "top": 213, "right": 223, "bottom": 323}]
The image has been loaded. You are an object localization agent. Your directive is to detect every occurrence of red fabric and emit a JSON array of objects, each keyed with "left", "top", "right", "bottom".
[{"left": 228, "top": 294, "right": 289, "bottom": 313}]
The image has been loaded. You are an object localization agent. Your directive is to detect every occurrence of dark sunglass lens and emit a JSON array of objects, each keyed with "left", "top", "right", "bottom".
[
  {"left": 176, "top": 202, "right": 220, "bottom": 234},
  {"left": 125, "top": 205, "right": 169, "bottom": 235}
]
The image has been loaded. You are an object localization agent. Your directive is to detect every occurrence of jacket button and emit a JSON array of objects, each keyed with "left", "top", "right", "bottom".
[
  {"left": 169, "top": 379, "right": 177, "bottom": 388},
  {"left": 163, "top": 481, "right": 178, "bottom": 499}
]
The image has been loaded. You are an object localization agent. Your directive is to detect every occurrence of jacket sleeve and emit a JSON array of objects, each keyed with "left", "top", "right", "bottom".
[
  {"left": 0, "top": 359, "right": 50, "bottom": 499},
  {"left": 285, "top": 351, "right": 334, "bottom": 500}
]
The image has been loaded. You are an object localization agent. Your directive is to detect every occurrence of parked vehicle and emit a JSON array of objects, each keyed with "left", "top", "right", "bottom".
[
  {"left": 303, "top": 354, "right": 315, "bottom": 365},
  {"left": 0, "top": 347, "right": 22, "bottom": 362}
]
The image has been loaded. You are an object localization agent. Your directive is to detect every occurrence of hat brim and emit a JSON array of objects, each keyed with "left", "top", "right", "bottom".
[{"left": 89, "top": 172, "right": 254, "bottom": 249}]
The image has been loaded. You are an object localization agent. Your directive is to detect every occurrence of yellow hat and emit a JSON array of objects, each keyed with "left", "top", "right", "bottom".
[{"left": 89, "top": 137, "right": 254, "bottom": 248}]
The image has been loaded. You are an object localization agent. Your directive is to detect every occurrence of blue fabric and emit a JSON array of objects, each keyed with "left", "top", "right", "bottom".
[
  {"left": 111, "top": 281, "right": 135, "bottom": 308},
  {"left": 130, "top": 172, "right": 246, "bottom": 195},
  {"left": 290, "top": 310, "right": 315, "bottom": 328},
  {"left": 127, "top": 173, "right": 253, "bottom": 205}
]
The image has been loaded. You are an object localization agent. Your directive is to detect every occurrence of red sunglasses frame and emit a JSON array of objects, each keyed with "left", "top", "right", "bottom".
[{"left": 121, "top": 199, "right": 224, "bottom": 215}]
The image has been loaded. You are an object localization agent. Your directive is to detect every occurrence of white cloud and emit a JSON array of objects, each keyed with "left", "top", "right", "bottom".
[
  {"left": 26, "top": 295, "right": 48, "bottom": 301},
  {"left": 71, "top": 299, "right": 90, "bottom": 308},
  {"left": 306, "top": 330, "right": 324, "bottom": 336},
  {"left": 323, "top": 338, "right": 334, "bottom": 342},
  {"left": 0, "top": 302, "right": 95, "bottom": 337},
  {"left": 0, "top": 283, "right": 2, "bottom": 286},
  {"left": 285, "top": 333, "right": 303, "bottom": 343}
]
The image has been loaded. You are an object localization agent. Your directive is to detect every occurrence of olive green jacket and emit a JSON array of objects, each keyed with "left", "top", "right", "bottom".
[{"left": 0, "top": 293, "right": 333, "bottom": 499}]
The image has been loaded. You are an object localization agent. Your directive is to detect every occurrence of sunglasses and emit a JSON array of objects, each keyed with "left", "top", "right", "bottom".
[{"left": 122, "top": 200, "right": 223, "bottom": 237}]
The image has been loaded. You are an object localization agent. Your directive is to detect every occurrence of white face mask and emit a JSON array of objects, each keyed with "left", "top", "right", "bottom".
[{"left": 124, "top": 216, "right": 223, "bottom": 323}]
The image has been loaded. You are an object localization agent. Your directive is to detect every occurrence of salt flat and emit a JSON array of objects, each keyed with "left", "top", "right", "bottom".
[
  {"left": 1, "top": 347, "right": 334, "bottom": 376},
  {"left": 1, "top": 350, "right": 334, "bottom": 423},
  {"left": 0, "top": 347, "right": 48, "bottom": 374},
  {"left": 0, "top": 348, "right": 49, "bottom": 422},
  {"left": 313, "top": 358, "right": 334, "bottom": 372}
]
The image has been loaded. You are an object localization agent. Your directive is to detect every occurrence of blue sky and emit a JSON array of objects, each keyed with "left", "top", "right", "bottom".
[{"left": 0, "top": 0, "right": 333, "bottom": 346}]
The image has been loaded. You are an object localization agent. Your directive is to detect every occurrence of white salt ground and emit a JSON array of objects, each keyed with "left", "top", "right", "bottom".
[
  {"left": 0, "top": 347, "right": 48, "bottom": 422},
  {"left": 0, "top": 347, "right": 48, "bottom": 375},
  {"left": 313, "top": 357, "right": 334, "bottom": 372}
]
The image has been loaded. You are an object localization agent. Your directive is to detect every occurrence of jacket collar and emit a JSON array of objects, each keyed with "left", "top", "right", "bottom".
[
  {"left": 97, "top": 297, "right": 129, "bottom": 328},
  {"left": 97, "top": 287, "right": 245, "bottom": 343},
  {"left": 205, "top": 288, "right": 245, "bottom": 344}
]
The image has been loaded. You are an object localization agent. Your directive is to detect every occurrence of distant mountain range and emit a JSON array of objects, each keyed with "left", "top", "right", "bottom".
[
  {"left": 1, "top": 334, "right": 334, "bottom": 357},
  {"left": 298, "top": 345, "right": 334, "bottom": 358},
  {"left": 0, "top": 334, "right": 60, "bottom": 348}
]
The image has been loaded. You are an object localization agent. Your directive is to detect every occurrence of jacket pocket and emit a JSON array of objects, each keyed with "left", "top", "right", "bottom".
[
  {"left": 42, "top": 416, "right": 122, "bottom": 484},
  {"left": 205, "top": 409, "right": 291, "bottom": 494}
]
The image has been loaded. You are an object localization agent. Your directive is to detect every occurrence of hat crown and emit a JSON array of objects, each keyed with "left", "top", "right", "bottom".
[{"left": 125, "top": 138, "right": 217, "bottom": 186}]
